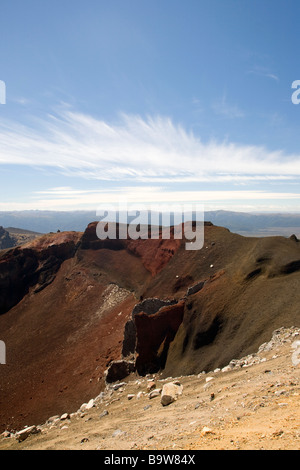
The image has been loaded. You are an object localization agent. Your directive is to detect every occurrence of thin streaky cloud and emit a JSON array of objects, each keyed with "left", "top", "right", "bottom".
[
  {"left": 0, "top": 107, "right": 300, "bottom": 184},
  {"left": 246, "top": 67, "right": 279, "bottom": 82}
]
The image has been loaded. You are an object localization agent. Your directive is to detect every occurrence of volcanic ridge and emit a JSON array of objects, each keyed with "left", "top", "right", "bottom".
[{"left": 0, "top": 220, "right": 299, "bottom": 445}]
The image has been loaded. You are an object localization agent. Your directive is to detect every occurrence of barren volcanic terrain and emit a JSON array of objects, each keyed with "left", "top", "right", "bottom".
[{"left": 0, "top": 220, "right": 299, "bottom": 450}]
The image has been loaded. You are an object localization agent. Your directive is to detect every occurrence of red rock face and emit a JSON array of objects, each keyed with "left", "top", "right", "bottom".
[
  {"left": 0, "top": 232, "right": 82, "bottom": 315},
  {"left": 134, "top": 301, "right": 185, "bottom": 375},
  {"left": 81, "top": 221, "right": 181, "bottom": 276}
]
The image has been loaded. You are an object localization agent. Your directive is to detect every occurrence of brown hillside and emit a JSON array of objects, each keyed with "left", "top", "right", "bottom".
[{"left": 0, "top": 221, "right": 299, "bottom": 434}]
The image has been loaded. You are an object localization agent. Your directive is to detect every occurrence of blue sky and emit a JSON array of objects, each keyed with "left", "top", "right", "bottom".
[{"left": 1, "top": 0, "right": 300, "bottom": 212}]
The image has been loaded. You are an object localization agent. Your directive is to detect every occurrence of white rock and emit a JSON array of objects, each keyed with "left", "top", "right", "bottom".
[
  {"left": 161, "top": 382, "right": 183, "bottom": 406},
  {"left": 200, "top": 426, "right": 215, "bottom": 436},
  {"left": 149, "top": 388, "right": 162, "bottom": 399},
  {"left": 16, "top": 425, "right": 40, "bottom": 442},
  {"left": 86, "top": 399, "right": 95, "bottom": 410},
  {"left": 112, "top": 382, "right": 127, "bottom": 391},
  {"left": 47, "top": 415, "right": 60, "bottom": 424},
  {"left": 221, "top": 365, "right": 232, "bottom": 373}
]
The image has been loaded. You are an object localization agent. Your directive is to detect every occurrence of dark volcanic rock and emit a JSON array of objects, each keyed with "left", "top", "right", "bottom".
[
  {"left": 0, "top": 227, "right": 15, "bottom": 250},
  {"left": 0, "top": 232, "right": 81, "bottom": 315},
  {"left": 105, "top": 360, "right": 136, "bottom": 384},
  {"left": 134, "top": 300, "right": 185, "bottom": 375},
  {"left": 122, "top": 298, "right": 178, "bottom": 358}
]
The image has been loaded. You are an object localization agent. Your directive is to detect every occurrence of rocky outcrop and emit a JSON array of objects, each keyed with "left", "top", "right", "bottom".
[
  {"left": 0, "top": 232, "right": 81, "bottom": 315},
  {"left": 134, "top": 301, "right": 185, "bottom": 375},
  {"left": 105, "top": 297, "right": 186, "bottom": 380},
  {"left": 122, "top": 298, "right": 179, "bottom": 359},
  {"left": 104, "top": 360, "right": 136, "bottom": 384},
  {"left": 0, "top": 227, "right": 15, "bottom": 250},
  {"left": 186, "top": 280, "right": 206, "bottom": 296},
  {"left": 80, "top": 222, "right": 181, "bottom": 276}
]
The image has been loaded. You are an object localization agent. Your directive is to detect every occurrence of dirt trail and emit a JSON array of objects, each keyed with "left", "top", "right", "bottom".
[{"left": 1, "top": 327, "right": 299, "bottom": 451}]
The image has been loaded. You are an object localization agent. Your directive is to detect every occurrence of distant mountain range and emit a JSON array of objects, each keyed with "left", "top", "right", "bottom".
[{"left": 0, "top": 209, "right": 300, "bottom": 237}]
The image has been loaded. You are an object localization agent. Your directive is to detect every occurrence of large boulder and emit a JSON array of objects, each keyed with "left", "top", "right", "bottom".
[{"left": 161, "top": 381, "right": 183, "bottom": 406}]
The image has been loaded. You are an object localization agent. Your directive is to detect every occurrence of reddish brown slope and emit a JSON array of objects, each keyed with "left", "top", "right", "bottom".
[
  {"left": 0, "top": 221, "right": 300, "bottom": 434},
  {"left": 0, "top": 223, "right": 181, "bottom": 432}
]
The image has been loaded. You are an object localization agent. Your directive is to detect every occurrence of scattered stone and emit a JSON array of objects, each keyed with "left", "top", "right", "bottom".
[
  {"left": 161, "top": 382, "right": 183, "bottom": 406},
  {"left": 47, "top": 415, "right": 60, "bottom": 424},
  {"left": 60, "top": 413, "right": 70, "bottom": 421},
  {"left": 16, "top": 425, "right": 40, "bottom": 442},
  {"left": 86, "top": 399, "right": 95, "bottom": 410},
  {"left": 200, "top": 426, "right": 215, "bottom": 436},
  {"left": 149, "top": 388, "right": 162, "bottom": 399},
  {"left": 206, "top": 377, "right": 214, "bottom": 383},
  {"left": 112, "top": 429, "right": 125, "bottom": 437},
  {"left": 275, "top": 390, "right": 286, "bottom": 396},
  {"left": 272, "top": 430, "right": 284, "bottom": 437},
  {"left": 147, "top": 381, "right": 156, "bottom": 392},
  {"left": 222, "top": 365, "right": 233, "bottom": 373},
  {"left": 127, "top": 394, "right": 135, "bottom": 400},
  {"left": 186, "top": 281, "right": 206, "bottom": 297},
  {"left": 112, "top": 382, "right": 127, "bottom": 391},
  {"left": 95, "top": 391, "right": 106, "bottom": 402},
  {"left": 99, "top": 410, "right": 109, "bottom": 419},
  {"left": 1, "top": 431, "right": 11, "bottom": 438}
]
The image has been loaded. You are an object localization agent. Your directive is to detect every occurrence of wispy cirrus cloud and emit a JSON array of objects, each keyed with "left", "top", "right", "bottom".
[
  {"left": 0, "top": 106, "right": 299, "bottom": 185},
  {"left": 246, "top": 66, "right": 279, "bottom": 82}
]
